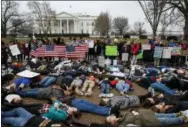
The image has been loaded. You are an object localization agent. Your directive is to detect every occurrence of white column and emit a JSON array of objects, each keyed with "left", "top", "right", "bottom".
[
  {"left": 51, "top": 20, "right": 53, "bottom": 34},
  {"left": 60, "top": 20, "right": 62, "bottom": 34},
  {"left": 74, "top": 20, "right": 76, "bottom": 33},
  {"left": 67, "top": 20, "right": 69, "bottom": 33}
]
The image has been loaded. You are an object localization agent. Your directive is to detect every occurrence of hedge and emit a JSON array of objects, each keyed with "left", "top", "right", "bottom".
[{"left": 28, "top": 33, "right": 90, "bottom": 38}]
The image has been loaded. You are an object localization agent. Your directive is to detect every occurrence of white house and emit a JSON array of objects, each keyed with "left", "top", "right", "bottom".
[{"left": 34, "top": 11, "right": 98, "bottom": 35}]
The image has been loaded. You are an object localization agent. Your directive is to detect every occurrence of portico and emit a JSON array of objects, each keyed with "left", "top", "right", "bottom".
[{"left": 58, "top": 19, "right": 78, "bottom": 34}]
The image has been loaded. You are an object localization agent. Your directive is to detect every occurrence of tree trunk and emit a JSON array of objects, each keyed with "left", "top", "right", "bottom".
[
  {"left": 153, "top": 28, "right": 157, "bottom": 39},
  {"left": 2, "top": 25, "right": 7, "bottom": 37},
  {"left": 184, "top": 16, "right": 188, "bottom": 40}
]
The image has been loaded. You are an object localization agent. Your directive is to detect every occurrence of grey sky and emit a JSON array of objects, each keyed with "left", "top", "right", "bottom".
[{"left": 17, "top": 1, "right": 183, "bottom": 34}]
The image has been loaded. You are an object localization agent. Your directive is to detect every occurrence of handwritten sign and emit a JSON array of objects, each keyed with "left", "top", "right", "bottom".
[
  {"left": 171, "top": 47, "right": 181, "bottom": 56},
  {"left": 142, "top": 44, "right": 151, "bottom": 50},
  {"left": 162, "top": 47, "right": 172, "bottom": 59},
  {"left": 17, "top": 70, "right": 40, "bottom": 78},
  {"left": 122, "top": 53, "right": 129, "bottom": 61},
  {"left": 9, "top": 45, "right": 21, "bottom": 56},
  {"left": 98, "top": 56, "right": 105, "bottom": 67},
  {"left": 154, "top": 47, "right": 163, "bottom": 58},
  {"left": 182, "top": 50, "right": 188, "bottom": 56}
]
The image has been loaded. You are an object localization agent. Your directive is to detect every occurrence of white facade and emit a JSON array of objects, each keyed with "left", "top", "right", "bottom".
[{"left": 34, "top": 11, "right": 98, "bottom": 35}]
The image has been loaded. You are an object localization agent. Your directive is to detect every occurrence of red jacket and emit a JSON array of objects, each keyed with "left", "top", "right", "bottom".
[{"left": 131, "top": 43, "right": 140, "bottom": 55}]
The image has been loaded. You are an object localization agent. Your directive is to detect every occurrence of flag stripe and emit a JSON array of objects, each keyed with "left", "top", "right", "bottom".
[{"left": 30, "top": 43, "right": 88, "bottom": 59}]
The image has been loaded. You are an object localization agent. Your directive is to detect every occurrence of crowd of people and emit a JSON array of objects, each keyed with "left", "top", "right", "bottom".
[{"left": 1, "top": 36, "right": 188, "bottom": 127}]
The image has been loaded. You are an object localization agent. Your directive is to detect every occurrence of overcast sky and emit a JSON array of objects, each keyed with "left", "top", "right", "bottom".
[{"left": 17, "top": 1, "right": 183, "bottom": 34}]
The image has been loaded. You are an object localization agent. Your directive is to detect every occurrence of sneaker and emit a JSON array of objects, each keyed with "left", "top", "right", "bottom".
[
  {"left": 148, "top": 87, "right": 155, "bottom": 97},
  {"left": 181, "top": 110, "right": 188, "bottom": 118}
]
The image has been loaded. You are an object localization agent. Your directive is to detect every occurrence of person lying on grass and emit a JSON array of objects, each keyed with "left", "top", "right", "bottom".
[{"left": 105, "top": 109, "right": 188, "bottom": 127}]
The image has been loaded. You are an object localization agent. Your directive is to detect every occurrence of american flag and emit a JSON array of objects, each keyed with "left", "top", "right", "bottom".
[{"left": 30, "top": 43, "right": 88, "bottom": 59}]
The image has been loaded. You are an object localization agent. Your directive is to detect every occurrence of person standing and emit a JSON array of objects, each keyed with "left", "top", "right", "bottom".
[
  {"left": 154, "top": 40, "right": 163, "bottom": 67},
  {"left": 131, "top": 40, "right": 140, "bottom": 66}
]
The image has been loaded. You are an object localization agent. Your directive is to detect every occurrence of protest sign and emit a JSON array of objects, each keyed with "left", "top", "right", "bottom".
[
  {"left": 142, "top": 44, "right": 151, "bottom": 50},
  {"left": 87, "top": 40, "right": 94, "bottom": 48},
  {"left": 9, "top": 44, "right": 21, "bottom": 56},
  {"left": 122, "top": 53, "right": 129, "bottom": 61},
  {"left": 162, "top": 47, "right": 172, "bottom": 59},
  {"left": 171, "top": 47, "right": 181, "bottom": 56},
  {"left": 105, "top": 45, "right": 118, "bottom": 56},
  {"left": 154, "top": 47, "right": 163, "bottom": 58},
  {"left": 98, "top": 56, "right": 105, "bottom": 67},
  {"left": 136, "top": 51, "right": 143, "bottom": 59},
  {"left": 17, "top": 70, "right": 40, "bottom": 78},
  {"left": 182, "top": 50, "right": 188, "bottom": 56}
]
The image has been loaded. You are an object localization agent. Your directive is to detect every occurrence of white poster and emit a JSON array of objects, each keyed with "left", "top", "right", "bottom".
[
  {"left": 9, "top": 44, "right": 21, "bottom": 56},
  {"left": 25, "top": 43, "right": 29, "bottom": 48},
  {"left": 98, "top": 56, "right": 105, "bottom": 67},
  {"left": 142, "top": 44, "right": 151, "bottom": 50},
  {"left": 87, "top": 40, "right": 94, "bottom": 48},
  {"left": 162, "top": 47, "right": 172, "bottom": 59},
  {"left": 17, "top": 70, "right": 40, "bottom": 78},
  {"left": 122, "top": 53, "right": 129, "bottom": 61},
  {"left": 113, "top": 60, "right": 117, "bottom": 66}
]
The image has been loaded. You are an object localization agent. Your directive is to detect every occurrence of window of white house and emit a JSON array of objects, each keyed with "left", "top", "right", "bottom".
[
  {"left": 87, "top": 30, "right": 89, "bottom": 33},
  {"left": 81, "top": 22, "right": 83, "bottom": 26},
  {"left": 81, "top": 29, "right": 83, "bottom": 33},
  {"left": 92, "top": 22, "right": 95, "bottom": 26}
]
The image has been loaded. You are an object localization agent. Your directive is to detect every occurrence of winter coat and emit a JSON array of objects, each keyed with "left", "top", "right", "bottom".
[
  {"left": 131, "top": 43, "right": 140, "bottom": 55},
  {"left": 118, "top": 109, "right": 162, "bottom": 127},
  {"left": 109, "top": 95, "right": 140, "bottom": 109}
]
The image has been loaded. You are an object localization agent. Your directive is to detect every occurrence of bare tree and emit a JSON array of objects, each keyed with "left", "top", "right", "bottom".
[
  {"left": 113, "top": 17, "right": 129, "bottom": 35},
  {"left": 160, "top": 9, "right": 183, "bottom": 38},
  {"left": 138, "top": 0, "right": 167, "bottom": 38},
  {"left": 95, "top": 12, "right": 111, "bottom": 36},
  {"left": 10, "top": 13, "right": 34, "bottom": 35},
  {"left": 27, "top": 1, "right": 56, "bottom": 34},
  {"left": 134, "top": 21, "right": 147, "bottom": 36},
  {"left": 1, "top": 1, "right": 19, "bottom": 37},
  {"left": 165, "top": 0, "right": 188, "bottom": 40}
]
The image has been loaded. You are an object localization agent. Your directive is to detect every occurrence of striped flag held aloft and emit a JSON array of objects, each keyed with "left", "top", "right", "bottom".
[{"left": 30, "top": 43, "right": 89, "bottom": 59}]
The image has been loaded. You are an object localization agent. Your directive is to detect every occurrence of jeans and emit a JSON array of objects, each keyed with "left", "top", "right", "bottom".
[
  {"left": 154, "top": 58, "right": 160, "bottom": 67},
  {"left": 151, "top": 82, "right": 176, "bottom": 96},
  {"left": 131, "top": 55, "right": 137, "bottom": 66},
  {"left": 2, "top": 107, "right": 34, "bottom": 127},
  {"left": 145, "top": 68, "right": 160, "bottom": 76},
  {"left": 81, "top": 80, "right": 95, "bottom": 95},
  {"left": 100, "top": 83, "right": 110, "bottom": 94},
  {"left": 155, "top": 113, "right": 183, "bottom": 126},
  {"left": 39, "top": 76, "right": 57, "bottom": 87},
  {"left": 116, "top": 82, "right": 130, "bottom": 93},
  {"left": 71, "top": 99, "right": 110, "bottom": 116},
  {"left": 17, "top": 89, "right": 40, "bottom": 97}
]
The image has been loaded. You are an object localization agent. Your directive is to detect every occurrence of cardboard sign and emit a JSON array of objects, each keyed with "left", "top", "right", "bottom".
[
  {"left": 122, "top": 53, "right": 129, "bottom": 61},
  {"left": 105, "top": 45, "right": 118, "bottom": 56},
  {"left": 9, "top": 45, "right": 21, "bottom": 56},
  {"left": 17, "top": 70, "right": 40, "bottom": 78},
  {"left": 162, "top": 47, "right": 172, "bottom": 59},
  {"left": 154, "top": 47, "right": 163, "bottom": 58},
  {"left": 171, "top": 47, "right": 181, "bottom": 56},
  {"left": 142, "top": 44, "right": 151, "bottom": 50}
]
